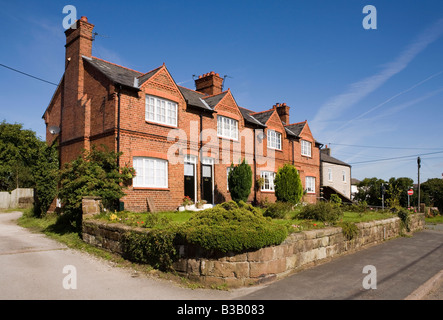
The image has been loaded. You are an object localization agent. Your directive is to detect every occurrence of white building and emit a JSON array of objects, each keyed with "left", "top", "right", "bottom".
[{"left": 320, "top": 147, "right": 352, "bottom": 200}]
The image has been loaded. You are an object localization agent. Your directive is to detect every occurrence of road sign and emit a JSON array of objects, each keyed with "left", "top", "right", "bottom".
[{"left": 408, "top": 189, "right": 414, "bottom": 196}]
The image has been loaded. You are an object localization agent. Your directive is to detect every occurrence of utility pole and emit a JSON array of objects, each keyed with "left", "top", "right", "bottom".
[{"left": 417, "top": 157, "right": 421, "bottom": 212}]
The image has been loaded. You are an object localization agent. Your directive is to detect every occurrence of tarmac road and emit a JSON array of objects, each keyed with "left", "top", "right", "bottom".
[
  {"left": 0, "top": 211, "right": 248, "bottom": 300},
  {"left": 240, "top": 226, "right": 443, "bottom": 300},
  {"left": 1, "top": 211, "right": 441, "bottom": 300}
]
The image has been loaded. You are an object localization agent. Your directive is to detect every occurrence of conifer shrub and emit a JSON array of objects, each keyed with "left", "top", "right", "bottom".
[
  {"left": 228, "top": 159, "right": 252, "bottom": 203},
  {"left": 274, "top": 164, "right": 304, "bottom": 204}
]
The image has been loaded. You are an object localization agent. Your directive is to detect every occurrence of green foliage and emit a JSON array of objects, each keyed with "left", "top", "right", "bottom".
[
  {"left": 263, "top": 201, "right": 294, "bottom": 219},
  {"left": 33, "top": 142, "right": 59, "bottom": 217},
  {"left": 330, "top": 194, "right": 342, "bottom": 207},
  {"left": 396, "top": 207, "right": 411, "bottom": 233},
  {"left": 121, "top": 229, "right": 177, "bottom": 271},
  {"left": 58, "top": 145, "right": 133, "bottom": 227},
  {"left": 354, "top": 177, "right": 386, "bottom": 206},
  {"left": 338, "top": 221, "right": 359, "bottom": 240},
  {"left": 179, "top": 201, "right": 288, "bottom": 253},
  {"left": 299, "top": 201, "right": 343, "bottom": 222},
  {"left": 228, "top": 159, "right": 252, "bottom": 203},
  {"left": 0, "top": 121, "right": 41, "bottom": 191},
  {"left": 274, "top": 164, "right": 304, "bottom": 204},
  {"left": 420, "top": 178, "right": 443, "bottom": 213}
]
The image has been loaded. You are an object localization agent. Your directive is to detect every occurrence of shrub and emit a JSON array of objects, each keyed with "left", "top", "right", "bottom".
[
  {"left": 228, "top": 159, "right": 252, "bottom": 203},
  {"left": 121, "top": 228, "right": 177, "bottom": 271},
  {"left": 274, "top": 164, "right": 304, "bottom": 204},
  {"left": 179, "top": 202, "right": 288, "bottom": 253},
  {"left": 58, "top": 145, "right": 134, "bottom": 228},
  {"left": 263, "top": 201, "right": 293, "bottom": 219},
  {"left": 299, "top": 201, "right": 343, "bottom": 222},
  {"left": 397, "top": 207, "right": 411, "bottom": 233},
  {"left": 338, "top": 221, "right": 359, "bottom": 240},
  {"left": 330, "top": 194, "right": 342, "bottom": 207}
]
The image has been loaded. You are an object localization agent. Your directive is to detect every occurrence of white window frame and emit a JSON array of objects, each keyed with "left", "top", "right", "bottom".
[
  {"left": 133, "top": 157, "right": 168, "bottom": 188},
  {"left": 305, "top": 176, "right": 315, "bottom": 194},
  {"left": 145, "top": 95, "right": 178, "bottom": 127},
  {"left": 342, "top": 170, "right": 346, "bottom": 182},
  {"left": 261, "top": 171, "right": 276, "bottom": 192},
  {"left": 328, "top": 168, "right": 333, "bottom": 182},
  {"left": 217, "top": 115, "right": 238, "bottom": 140},
  {"left": 267, "top": 130, "right": 282, "bottom": 150},
  {"left": 301, "top": 140, "right": 312, "bottom": 157}
]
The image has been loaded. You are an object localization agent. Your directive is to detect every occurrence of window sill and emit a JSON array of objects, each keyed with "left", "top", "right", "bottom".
[
  {"left": 260, "top": 190, "right": 275, "bottom": 193},
  {"left": 133, "top": 187, "right": 170, "bottom": 191},
  {"left": 145, "top": 120, "right": 177, "bottom": 129}
]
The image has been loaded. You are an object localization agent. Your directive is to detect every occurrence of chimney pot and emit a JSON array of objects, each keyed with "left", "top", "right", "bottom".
[{"left": 80, "top": 16, "right": 88, "bottom": 22}]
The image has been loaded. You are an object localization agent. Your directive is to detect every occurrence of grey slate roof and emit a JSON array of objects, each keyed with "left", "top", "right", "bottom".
[
  {"left": 321, "top": 152, "right": 351, "bottom": 167},
  {"left": 238, "top": 107, "right": 267, "bottom": 127},
  {"left": 251, "top": 110, "right": 274, "bottom": 124},
  {"left": 203, "top": 92, "right": 228, "bottom": 109},
  {"left": 284, "top": 122, "right": 306, "bottom": 137},
  {"left": 178, "top": 86, "right": 214, "bottom": 112},
  {"left": 83, "top": 56, "right": 142, "bottom": 88}
]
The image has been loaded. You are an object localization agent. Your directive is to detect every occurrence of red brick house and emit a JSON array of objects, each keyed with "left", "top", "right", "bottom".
[{"left": 43, "top": 17, "right": 321, "bottom": 212}]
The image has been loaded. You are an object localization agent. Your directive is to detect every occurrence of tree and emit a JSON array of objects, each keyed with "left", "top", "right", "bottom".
[
  {"left": 33, "top": 141, "right": 59, "bottom": 217},
  {"left": 0, "top": 121, "right": 41, "bottom": 191},
  {"left": 274, "top": 163, "right": 303, "bottom": 204},
  {"left": 387, "top": 177, "right": 414, "bottom": 208},
  {"left": 228, "top": 159, "right": 252, "bottom": 203},
  {"left": 58, "top": 145, "right": 134, "bottom": 228},
  {"left": 355, "top": 177, "right": 386, "bottom": 206},
  {"left": 420, "top": 178, "right": 443, "bottom": 212}
]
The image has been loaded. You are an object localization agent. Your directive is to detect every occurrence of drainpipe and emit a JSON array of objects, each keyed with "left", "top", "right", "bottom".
[
  {"left": 116, "top": 85, "right": 121, "bottom": 167},
  {"left": 253, "top": 129, "right": 257, "bottom": 205}
]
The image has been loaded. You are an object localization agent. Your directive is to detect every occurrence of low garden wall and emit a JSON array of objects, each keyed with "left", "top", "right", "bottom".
[{"left": 82, "top": 213, "right": 424, "bottom": 287}]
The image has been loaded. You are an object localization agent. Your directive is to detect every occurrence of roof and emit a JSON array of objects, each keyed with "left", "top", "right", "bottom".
[
  {"left": 284, "top": 121, "right": 306, "bottom": 138},
  {"left": 202, "top": 92, "right": 228, "bottom": 109},
  {"left": 81, "top": 56, "right": 314, "bottom": 133},
  {"left": 250, "top": 110, "right": 274, "bottom": 124},
  {"left": 83, "top": 56, "right": 143, "bottom": 89},
  {"left": 178, "top": 86, "right": 214, "bottom": 112},
  {"left": 321, "top": 152, "right": 351, "bottom": 167},
  {"left": 238, "top": 107, "right": 267, "bottom": 127}
]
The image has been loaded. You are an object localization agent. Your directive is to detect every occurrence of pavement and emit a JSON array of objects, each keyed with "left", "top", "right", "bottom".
[{"left": 1, "top": 210, "right": 442, "bottom": 300}]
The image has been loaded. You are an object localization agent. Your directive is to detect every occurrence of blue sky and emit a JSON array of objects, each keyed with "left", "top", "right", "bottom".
[{"left": 0, "top": 0, "right": 442, "bottom": 183}]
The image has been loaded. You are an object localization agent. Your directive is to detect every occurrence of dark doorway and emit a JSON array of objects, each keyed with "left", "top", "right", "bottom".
[
  {"left": 202, "top": 164, "right": 213, "bottom": 204},
  {"left": 184, "top": 162, "right": 195, "bottom": 202}
]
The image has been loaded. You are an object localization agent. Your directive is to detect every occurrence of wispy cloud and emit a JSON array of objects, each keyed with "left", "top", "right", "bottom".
[{"left": 311, "top": 17, "right": 443, "bottom": 139}]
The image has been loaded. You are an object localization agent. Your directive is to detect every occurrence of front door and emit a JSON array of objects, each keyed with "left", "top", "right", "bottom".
[
  {"left": 184, "top": 162, "right": 195, "bottom": 202},
  {"left": 202, "top": 164, "right": 213, "bottom": 204}
]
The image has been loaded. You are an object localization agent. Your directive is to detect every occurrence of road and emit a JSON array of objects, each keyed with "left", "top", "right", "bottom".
[
  {"left": 0, "top": 211, "right": 250, "bottom": 300},
  {"left": 1, "top": 211, "right": 441, "bottom": 300},
  {"left": 240, "top": 226, "right": 443, "bottom": 300}
]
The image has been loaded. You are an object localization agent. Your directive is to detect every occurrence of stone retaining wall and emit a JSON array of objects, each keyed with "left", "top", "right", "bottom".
[{"left": 82, "top": 213, "right": 424, "bottom": 287}]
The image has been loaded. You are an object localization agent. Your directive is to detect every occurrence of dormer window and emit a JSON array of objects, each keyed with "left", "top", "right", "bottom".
[
  {"left": 267, "top": 130, "right": 282, "bottom": 150},
  {"left": 145, "top": 95, "right": 177, "bottom": 127},
  {"left": 217, "top": 115, "right": 238, "bottom": 140},
  {"left": 301, "top": 140, "right": 312, "bottom": 157}
]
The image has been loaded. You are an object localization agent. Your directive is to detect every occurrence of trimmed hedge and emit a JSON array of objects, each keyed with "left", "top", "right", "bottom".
[{"left": 179, "top": 201, "right": 288, "bottom": 253}]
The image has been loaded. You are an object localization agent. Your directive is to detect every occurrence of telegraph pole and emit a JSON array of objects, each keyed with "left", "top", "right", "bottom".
[{"left": 417, "top": 157, "right": 421, "bottom": 212}]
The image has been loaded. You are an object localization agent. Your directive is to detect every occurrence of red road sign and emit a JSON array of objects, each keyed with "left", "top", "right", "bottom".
[{"left": 408, "top": 189, "right": 414, "bottom": 196}]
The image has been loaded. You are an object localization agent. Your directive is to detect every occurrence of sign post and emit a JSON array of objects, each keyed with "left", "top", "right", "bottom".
[{"left": 407, "top": 189, "right": 414, "bottom": 208}]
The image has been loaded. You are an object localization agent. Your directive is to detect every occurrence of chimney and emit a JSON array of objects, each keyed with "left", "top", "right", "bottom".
[
  {"left": 64, "top": 16, "right": 94, "bottom": 69},
  {"left": 195, "top": 71, "right": 224, "bottom": 95},
  {"left": 273, "top": 102, "right": 290, "bottom": 124},
  {"left": 321, "top": 145, "right": 331, "bottom": 156},
  {"left": 61, "top": 16, "right": 95, "bottom": 156}
]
